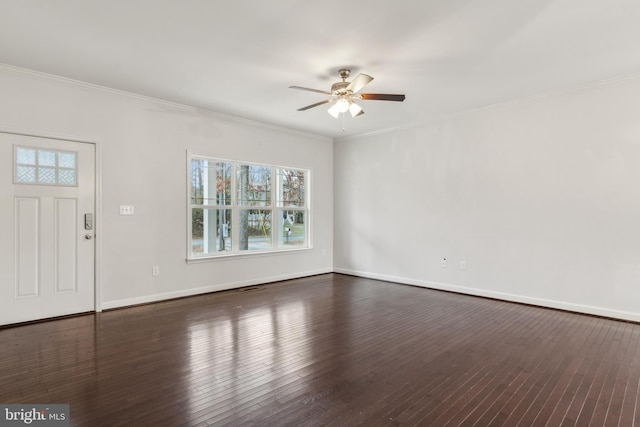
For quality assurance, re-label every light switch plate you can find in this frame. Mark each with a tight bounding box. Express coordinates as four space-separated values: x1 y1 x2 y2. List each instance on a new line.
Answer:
120 205 135 215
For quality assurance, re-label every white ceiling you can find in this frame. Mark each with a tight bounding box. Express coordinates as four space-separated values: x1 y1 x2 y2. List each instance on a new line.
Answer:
2 0 640 138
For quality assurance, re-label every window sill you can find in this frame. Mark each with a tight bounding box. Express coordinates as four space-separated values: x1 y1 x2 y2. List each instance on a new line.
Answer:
185 247 313 264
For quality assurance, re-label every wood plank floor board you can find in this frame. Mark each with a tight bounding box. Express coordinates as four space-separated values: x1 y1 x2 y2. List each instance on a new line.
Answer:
558 319 614 425
406 356 512 426
411 310 564 426
389 306 539 426
1 273 640 426
541 318 606 426
607 324 638 426
574 323 621 425
615 328 640 427
393 307 545 425
588 322 634 426
496 315 600 426
328 303 506 425
496 315 584 426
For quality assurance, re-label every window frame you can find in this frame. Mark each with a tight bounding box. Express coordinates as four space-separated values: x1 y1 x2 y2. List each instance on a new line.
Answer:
187 152 311 262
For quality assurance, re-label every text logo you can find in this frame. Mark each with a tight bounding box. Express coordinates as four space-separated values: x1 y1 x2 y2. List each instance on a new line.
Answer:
0 405 69 427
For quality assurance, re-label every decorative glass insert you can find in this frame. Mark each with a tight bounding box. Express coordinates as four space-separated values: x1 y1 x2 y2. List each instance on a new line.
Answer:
38 167 56 184
58 169 77 185
16 165 36 183
16 147 36 165
38 150 56 167
14 146 77 186
58 152 76 169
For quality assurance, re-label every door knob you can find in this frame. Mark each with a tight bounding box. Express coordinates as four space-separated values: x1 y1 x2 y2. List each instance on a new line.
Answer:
85 234 93 240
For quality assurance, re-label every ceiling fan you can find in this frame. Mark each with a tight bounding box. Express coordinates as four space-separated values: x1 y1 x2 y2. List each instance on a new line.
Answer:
290 69 405 118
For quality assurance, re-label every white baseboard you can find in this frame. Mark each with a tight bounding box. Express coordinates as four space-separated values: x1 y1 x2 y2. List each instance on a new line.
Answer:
101 268 332 310
101 266 640 323
333 268 640 323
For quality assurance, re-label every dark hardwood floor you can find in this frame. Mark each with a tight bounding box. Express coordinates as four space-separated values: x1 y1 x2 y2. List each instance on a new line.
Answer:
1 273 639 426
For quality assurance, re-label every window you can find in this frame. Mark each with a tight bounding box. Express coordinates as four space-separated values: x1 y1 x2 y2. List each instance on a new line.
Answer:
277 168 306 249
14 146 77 186
188 154 309 260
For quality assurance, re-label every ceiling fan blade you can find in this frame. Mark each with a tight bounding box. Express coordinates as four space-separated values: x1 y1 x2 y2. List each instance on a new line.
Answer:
346 73 373 94
289 86 332 95
297 99 332 111
359 93 406 102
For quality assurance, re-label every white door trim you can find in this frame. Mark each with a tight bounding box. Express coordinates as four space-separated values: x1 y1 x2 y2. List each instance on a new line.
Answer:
0 126 103 313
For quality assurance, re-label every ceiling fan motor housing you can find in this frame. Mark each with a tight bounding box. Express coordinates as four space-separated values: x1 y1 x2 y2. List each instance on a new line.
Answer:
331 81 351 96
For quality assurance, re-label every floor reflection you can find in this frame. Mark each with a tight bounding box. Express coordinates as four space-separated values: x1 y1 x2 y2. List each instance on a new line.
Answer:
186 298 311 417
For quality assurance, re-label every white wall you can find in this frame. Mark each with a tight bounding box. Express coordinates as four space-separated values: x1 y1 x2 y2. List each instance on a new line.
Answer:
334 75 640 321
0 65 333 309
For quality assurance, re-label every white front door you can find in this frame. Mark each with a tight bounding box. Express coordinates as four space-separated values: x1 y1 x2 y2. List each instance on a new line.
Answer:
0 133 95 325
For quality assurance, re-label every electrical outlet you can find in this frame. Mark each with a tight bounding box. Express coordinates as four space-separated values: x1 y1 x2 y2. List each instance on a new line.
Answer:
460 261 467 271
152 266 160 277
441 258 447 268
120 205 135 215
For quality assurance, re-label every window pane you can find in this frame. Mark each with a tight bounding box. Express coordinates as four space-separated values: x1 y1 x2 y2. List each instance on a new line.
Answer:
58 152 76 168
192 208 232 256
38 167 56 184
38 150 56 167
58 169 76 185
279 210 306 248
16 165 36 183
239 209 271 251
191 159 231 205
237 164 271 206
277 168 305 207
16 147 36 165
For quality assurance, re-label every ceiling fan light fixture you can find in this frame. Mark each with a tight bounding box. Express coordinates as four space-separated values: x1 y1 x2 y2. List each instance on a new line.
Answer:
328 98 350 118
327 102 341 118
349 102 363 117
336 98 350 113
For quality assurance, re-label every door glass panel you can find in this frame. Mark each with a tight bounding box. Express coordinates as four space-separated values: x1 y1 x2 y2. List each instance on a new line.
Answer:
58 169 76 185
38 150 56 167
38 167 56 184
15 147 77 186
58 152 76 168
16 147 36 165
16 165 36 183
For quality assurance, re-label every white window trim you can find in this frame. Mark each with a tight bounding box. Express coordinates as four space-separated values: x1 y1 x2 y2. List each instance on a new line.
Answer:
186 152 311 262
